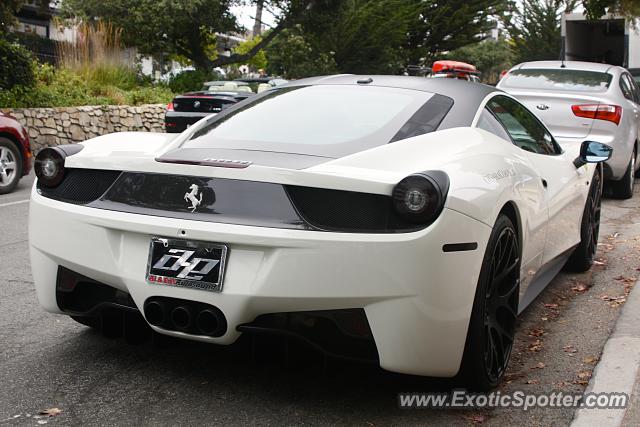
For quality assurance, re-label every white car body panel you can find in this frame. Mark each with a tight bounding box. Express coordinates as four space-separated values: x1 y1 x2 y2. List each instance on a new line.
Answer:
30 184 493 376
29 80 597 378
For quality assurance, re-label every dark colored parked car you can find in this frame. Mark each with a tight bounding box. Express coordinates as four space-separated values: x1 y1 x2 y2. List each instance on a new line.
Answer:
0 111 32 194
164 83 253 133
164 79 289 133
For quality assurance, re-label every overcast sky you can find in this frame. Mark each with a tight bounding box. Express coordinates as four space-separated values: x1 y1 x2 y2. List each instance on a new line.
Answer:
231 4 278 31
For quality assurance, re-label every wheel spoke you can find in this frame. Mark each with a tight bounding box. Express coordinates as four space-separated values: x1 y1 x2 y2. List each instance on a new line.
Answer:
3 161 16 171
492 327 506 370
492 258 519 291
0 147 7 162
485 325 494 367
0 169 8 184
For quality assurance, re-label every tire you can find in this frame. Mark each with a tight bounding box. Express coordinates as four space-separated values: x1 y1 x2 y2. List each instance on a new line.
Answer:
458 214 520 391
565 168 602 272
0 137 23 195
611 149 635 199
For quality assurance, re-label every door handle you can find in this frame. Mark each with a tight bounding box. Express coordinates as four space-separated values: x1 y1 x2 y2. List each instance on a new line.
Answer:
541 178 548 189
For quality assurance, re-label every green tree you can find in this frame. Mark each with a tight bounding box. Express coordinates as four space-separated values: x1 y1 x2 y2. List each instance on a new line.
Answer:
233 35 268 71
444 39 514 84
62 0 336 72
506 0 563 63
298 0 422 74
583 0 640 18
62 0 239 71
404 0 510 68
0 0 48 37
265 25 337 78
270 0 502 76
0 0 22 36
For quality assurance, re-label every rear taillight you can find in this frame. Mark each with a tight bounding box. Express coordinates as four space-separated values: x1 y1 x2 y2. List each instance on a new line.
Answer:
166 102 174 111
392 171 449 225
35 147 66 188
572 104 622 125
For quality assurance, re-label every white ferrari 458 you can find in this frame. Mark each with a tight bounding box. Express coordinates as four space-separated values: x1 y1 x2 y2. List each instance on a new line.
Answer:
30 75 611 390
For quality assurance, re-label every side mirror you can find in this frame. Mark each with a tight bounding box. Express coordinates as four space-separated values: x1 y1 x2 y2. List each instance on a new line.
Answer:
574 141 613 168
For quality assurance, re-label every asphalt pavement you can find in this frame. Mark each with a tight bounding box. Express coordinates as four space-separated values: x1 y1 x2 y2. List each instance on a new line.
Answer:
2 173 640 426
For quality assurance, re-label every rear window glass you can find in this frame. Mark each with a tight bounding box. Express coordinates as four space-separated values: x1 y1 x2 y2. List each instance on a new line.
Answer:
501 69 612 92
186 85 453 158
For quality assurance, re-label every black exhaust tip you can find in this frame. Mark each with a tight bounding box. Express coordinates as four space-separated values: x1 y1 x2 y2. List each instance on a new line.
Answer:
144 300 166 326
143 297 227 336
170 306 192 331
196 308 225 336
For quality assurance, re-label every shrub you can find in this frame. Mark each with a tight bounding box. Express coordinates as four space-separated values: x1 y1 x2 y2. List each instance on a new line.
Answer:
0 63 174 108
0 39 35 89
168 69 222 93
125 86 174 105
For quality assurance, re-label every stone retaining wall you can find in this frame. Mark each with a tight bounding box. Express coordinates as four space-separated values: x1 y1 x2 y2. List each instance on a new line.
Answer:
1 104 166 152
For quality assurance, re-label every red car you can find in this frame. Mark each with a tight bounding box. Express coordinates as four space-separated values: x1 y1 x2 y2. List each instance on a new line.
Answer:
0 111 32 194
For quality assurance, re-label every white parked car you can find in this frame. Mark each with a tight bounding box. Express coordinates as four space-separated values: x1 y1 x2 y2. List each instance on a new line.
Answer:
498 61 640 198
30 76 610 390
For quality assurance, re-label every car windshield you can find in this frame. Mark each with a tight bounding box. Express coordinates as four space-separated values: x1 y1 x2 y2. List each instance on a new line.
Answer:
501 69 613 92
185 85 452 158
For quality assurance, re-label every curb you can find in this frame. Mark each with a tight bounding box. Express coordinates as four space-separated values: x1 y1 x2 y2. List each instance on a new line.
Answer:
571 276 640 426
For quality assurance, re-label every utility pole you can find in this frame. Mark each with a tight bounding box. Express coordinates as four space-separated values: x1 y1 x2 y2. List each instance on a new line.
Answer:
253 0 264 37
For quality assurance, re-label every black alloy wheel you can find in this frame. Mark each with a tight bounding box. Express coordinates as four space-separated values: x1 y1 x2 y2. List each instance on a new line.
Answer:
482 225 520 384
565 168 602 272
459 214 520 390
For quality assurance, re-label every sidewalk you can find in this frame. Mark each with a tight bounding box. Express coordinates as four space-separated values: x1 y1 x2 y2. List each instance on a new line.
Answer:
571 275 640 426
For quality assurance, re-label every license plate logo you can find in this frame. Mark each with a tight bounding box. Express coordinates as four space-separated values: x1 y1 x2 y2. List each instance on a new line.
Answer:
146 237 227 292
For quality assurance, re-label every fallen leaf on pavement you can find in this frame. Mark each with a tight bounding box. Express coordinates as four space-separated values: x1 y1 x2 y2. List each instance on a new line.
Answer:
577 371 592 379
571 283 589 293
563 345 578 354
582 356 598 364
529 340 543 352
531 362 545 369
544 303 559 309
525 379 539 384
601 294 626 306
528 328 545 337
38 408 61 417
463 414 486 424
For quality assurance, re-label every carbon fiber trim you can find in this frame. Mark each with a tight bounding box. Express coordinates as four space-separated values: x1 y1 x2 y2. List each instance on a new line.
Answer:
37 168 122 205
41 171 425 233
92 172 311 230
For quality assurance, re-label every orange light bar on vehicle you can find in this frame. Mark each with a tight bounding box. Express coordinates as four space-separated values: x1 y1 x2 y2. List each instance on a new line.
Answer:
432 60 478 75
571 104 622 125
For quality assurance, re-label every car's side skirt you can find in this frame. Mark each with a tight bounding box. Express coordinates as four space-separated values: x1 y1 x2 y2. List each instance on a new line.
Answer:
518 247 575 313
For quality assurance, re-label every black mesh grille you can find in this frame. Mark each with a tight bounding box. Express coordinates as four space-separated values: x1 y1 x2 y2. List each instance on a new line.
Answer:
38 168 122 204
285 186 416 232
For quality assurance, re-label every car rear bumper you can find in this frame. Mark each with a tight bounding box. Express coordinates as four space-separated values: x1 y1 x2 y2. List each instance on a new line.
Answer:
29 186 492 377
164 111 213 133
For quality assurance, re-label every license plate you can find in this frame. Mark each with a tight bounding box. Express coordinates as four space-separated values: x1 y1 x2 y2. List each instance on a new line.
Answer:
146 237 227 292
